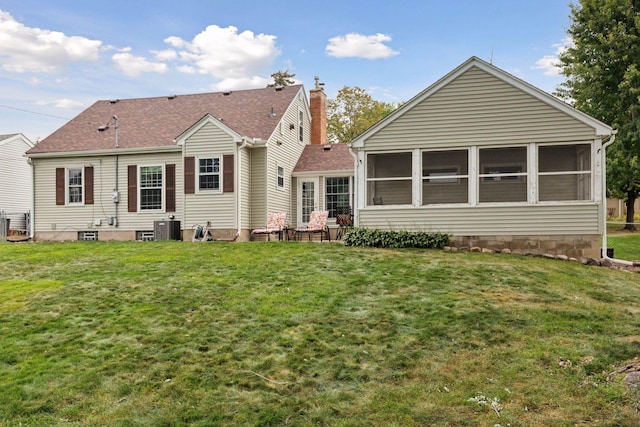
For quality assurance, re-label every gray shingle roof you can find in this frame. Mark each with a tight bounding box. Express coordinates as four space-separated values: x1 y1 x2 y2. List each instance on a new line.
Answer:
293 143 354 174
27 85 303 154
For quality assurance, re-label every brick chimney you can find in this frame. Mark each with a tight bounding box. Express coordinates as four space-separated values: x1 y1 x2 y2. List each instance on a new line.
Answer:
309 76 327 145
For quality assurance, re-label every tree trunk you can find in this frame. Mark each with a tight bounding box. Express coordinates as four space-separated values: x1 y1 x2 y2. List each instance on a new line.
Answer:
624 193 637 231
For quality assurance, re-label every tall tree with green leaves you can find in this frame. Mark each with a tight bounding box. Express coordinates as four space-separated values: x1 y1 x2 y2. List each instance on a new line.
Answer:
267 70 296 87
557 0 640 229
327 86 398 143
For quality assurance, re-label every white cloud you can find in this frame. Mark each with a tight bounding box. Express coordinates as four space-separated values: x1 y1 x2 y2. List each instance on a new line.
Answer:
211 76 271 92
112 50 169 77
36 98 83 109
326 33 399 59
0 9 102 73
166 25 280 81
152 48 177 61
534 37 574 76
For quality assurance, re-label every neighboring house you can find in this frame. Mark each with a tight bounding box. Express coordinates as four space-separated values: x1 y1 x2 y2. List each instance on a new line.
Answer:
350 57 614 258
25 85 315 241
0 133 34 235
606 198 640 219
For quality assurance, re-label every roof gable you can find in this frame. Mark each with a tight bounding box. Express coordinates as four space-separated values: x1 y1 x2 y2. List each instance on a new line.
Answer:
27 85 303 155
0 133 34 148
351 57 612 148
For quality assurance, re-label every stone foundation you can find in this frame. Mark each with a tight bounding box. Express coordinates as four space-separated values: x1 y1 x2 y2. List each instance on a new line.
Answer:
449 234 601 258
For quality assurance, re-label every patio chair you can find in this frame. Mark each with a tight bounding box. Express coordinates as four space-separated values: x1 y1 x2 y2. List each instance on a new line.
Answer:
294 210 330 242
251 212 288 241
335 206 353 240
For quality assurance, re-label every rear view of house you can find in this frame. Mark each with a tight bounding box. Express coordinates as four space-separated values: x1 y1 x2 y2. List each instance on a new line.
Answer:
350 57 614 258
0 133 34 238
26 86 314 241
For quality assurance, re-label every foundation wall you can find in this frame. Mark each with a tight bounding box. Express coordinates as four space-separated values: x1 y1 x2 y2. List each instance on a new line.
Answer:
449 234 601 258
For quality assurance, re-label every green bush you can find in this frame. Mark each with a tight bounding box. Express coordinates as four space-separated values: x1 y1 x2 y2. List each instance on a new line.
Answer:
343 228 449 249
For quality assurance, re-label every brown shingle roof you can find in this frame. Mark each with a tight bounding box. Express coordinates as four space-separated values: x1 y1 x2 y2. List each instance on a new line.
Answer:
27 85 303 154
292 143 354 174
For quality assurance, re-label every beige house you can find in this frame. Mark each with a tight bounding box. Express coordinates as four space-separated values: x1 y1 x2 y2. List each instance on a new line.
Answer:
350 57 614 258
26 85 317 241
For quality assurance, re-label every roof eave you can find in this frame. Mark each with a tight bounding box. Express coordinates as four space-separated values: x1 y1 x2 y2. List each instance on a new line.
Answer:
26 145 181 159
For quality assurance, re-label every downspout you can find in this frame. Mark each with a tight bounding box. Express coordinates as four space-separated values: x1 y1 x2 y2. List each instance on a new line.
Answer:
113 116 119 227
600 130 633 266
236 137 256 238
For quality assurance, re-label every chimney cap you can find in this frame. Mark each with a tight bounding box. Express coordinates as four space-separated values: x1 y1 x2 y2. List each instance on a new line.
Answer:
314 76 325 91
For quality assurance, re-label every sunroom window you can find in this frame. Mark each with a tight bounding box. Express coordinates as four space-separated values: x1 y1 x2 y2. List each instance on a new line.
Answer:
479 147 527 203
422 150 469 204
538 144 591 201
366 152 412 206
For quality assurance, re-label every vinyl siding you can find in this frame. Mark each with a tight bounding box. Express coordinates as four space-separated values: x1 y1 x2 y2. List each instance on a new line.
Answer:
264 90 309 225
239 147 251 230
365 67 597 150
33 151 182 235
0 136 32 213
183 122 236 229
358 204 602 236
250 148 267 228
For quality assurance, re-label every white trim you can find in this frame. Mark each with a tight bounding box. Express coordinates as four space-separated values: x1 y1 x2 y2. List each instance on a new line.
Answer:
297 177 319 225
196 155 222 194
174 114 243 145
66 166 84 206
276 163 285 191
351 57 612 148
138 164 165 212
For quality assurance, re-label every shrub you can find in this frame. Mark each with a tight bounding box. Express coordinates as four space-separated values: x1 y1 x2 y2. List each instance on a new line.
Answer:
343 228 449 249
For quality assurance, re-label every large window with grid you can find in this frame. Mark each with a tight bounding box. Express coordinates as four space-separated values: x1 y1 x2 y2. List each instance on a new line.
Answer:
67 167 83 204
326 177 350 218
139 165 163 210
538 144 591 201
199 157 221 191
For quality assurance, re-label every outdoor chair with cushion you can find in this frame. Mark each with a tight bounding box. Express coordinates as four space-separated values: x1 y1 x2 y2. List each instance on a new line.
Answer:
251 212 288 241
294 210 330 241
335 206 353 240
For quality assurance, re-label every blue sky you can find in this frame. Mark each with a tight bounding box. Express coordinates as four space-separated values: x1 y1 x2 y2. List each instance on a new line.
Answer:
0 0 573 142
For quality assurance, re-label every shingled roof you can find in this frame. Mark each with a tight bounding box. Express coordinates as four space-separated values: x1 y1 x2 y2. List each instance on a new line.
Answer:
292 143 354 174
27 85 303 155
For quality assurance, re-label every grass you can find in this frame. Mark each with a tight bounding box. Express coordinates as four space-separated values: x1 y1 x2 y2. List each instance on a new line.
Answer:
607 221 640 261
1 241 640 426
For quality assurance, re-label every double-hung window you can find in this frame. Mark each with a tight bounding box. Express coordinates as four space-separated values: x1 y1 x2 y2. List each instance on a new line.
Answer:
326 177 350 218
366 152 412 206
538 144 591 201
68 167 83 204
479 147 528 203
199 157 221 191
139 165 163 210
277 165 285 190
422 150 469 204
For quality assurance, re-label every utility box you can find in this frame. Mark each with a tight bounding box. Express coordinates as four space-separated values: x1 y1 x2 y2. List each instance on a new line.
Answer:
153 220 181 241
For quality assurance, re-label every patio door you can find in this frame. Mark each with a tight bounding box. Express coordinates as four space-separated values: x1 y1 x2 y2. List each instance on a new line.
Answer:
298 178 319 225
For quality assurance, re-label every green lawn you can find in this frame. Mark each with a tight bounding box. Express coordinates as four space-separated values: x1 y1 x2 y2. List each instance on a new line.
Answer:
1 241 640 426
607 226 640 261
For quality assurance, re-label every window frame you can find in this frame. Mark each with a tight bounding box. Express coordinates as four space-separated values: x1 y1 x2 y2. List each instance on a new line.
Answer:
138 164 165 212
276 164 285 190
197 155 222 193
325 176 352 219
477 146 529 204
298 109 304 142
421 148 470 206
365 151 414 207
537 142 593 203
67 167 84 206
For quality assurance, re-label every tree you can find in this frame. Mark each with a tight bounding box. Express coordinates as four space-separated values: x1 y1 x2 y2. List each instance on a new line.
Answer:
267 70 296 87
327 86 398 143
557 0 640 230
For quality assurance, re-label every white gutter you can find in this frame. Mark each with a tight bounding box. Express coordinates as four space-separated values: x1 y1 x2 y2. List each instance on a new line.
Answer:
600 130 633 266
